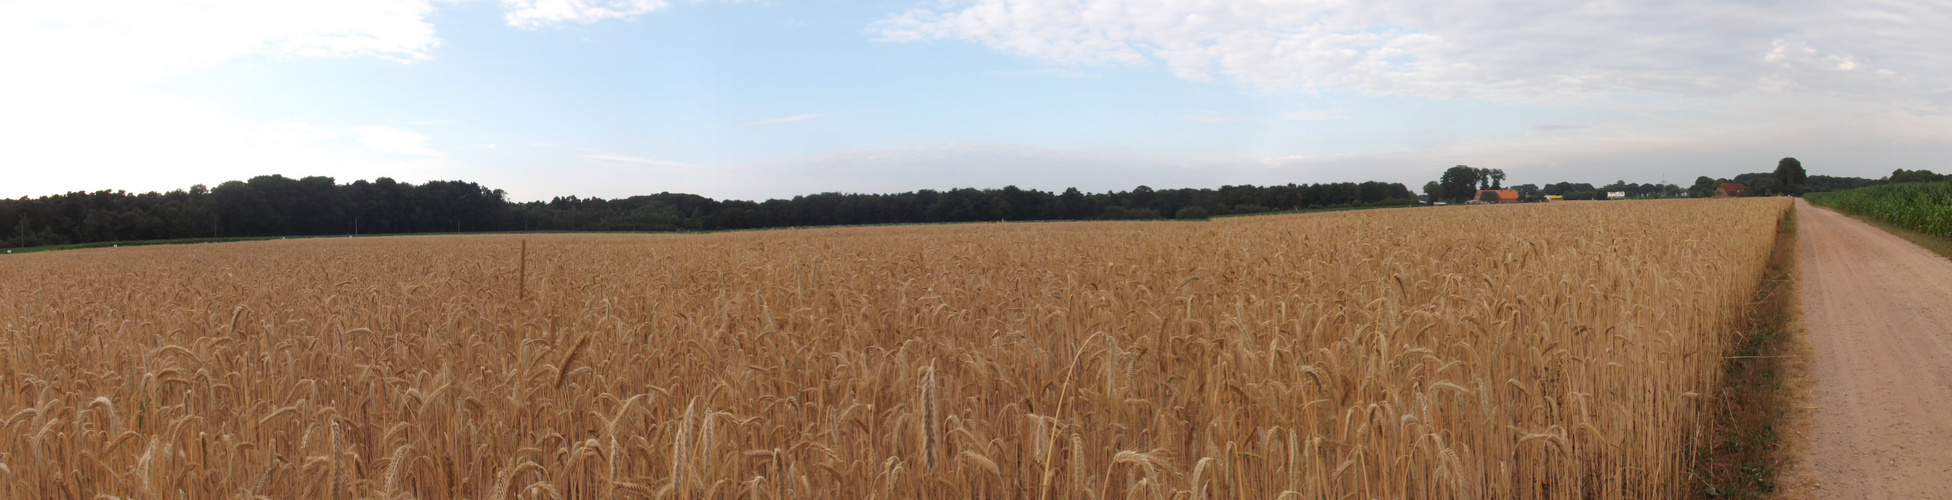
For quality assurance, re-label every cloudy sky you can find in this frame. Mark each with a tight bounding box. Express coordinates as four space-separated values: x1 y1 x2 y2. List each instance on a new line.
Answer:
4 0 1949 201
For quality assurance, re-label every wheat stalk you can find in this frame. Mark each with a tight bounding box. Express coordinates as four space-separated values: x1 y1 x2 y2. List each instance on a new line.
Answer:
0 199 1791 498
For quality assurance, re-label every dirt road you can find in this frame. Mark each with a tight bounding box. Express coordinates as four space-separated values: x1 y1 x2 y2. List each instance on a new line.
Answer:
1794 198 1952 498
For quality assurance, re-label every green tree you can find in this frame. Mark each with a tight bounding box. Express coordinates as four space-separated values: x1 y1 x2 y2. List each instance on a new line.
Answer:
1775 157 1808 194
1688 176 1719 198
1056 187 1088 218
1439 165 1480 204
1891 169 1946 183
1422 181 1444 204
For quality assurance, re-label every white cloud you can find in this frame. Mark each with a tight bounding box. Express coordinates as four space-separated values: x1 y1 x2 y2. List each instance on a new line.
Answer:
502 0 670 28
875 0 1952 104
0 0 713 198
0 1 450 197
1 104 451 197
748 113 826 125
0 1 439 89
868 0 1952 192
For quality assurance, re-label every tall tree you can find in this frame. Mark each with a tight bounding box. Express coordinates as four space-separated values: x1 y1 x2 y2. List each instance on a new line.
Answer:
1440 166 1481 204
1775 157 1807 194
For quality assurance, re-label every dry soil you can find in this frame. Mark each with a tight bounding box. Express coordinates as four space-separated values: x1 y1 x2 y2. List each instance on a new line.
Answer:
1793 198 1952 498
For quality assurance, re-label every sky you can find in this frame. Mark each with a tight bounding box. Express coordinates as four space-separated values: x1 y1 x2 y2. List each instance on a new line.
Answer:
3 0 1950 202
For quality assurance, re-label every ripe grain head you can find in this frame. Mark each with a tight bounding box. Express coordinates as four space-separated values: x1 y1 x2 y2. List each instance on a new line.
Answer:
0 198 1790 498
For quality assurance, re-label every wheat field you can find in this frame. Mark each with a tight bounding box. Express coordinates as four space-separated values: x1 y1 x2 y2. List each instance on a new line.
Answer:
0 198 1790 498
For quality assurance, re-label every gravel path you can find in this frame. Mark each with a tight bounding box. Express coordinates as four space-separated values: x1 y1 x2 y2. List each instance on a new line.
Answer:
1794 198 1952 499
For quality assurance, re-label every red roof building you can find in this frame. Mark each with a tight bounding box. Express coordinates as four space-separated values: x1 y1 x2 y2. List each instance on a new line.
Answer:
1715 183 1747 197
1473 189 1520 204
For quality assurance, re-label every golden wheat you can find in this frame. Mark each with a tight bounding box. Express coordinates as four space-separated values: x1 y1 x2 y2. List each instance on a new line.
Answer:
0 198 1789 498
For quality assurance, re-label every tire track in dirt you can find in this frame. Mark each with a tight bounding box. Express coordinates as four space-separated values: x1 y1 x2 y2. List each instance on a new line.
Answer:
1794 198 1952 499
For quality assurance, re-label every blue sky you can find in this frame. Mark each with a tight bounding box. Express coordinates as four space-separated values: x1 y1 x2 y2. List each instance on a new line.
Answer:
5 0 1949 201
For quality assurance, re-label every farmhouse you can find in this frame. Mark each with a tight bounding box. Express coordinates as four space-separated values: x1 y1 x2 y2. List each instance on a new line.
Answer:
1715 183 1747 197
1473 189 1520 204
1607 191 1627 199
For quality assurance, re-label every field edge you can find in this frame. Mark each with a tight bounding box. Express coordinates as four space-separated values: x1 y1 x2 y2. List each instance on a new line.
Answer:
1694 201 1809 499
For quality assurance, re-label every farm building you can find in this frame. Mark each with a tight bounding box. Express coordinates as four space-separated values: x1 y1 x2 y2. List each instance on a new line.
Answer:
1607 191 1627 199
1473 189 1520 204
1715 183 1747 197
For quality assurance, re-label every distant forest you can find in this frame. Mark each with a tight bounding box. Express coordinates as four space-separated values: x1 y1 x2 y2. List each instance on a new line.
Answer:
2 176 1419 247
1422 159 1908 203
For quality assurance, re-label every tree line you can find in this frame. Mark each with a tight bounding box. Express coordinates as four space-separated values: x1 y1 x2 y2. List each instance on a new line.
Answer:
1420 165 1690 203
1424 158 1930 204
1681 160 1938 198
2 175 1416 248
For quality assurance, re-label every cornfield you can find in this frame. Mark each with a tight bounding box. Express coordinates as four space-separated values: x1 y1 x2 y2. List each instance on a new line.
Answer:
0 198 1789 498
1807 180 1952 237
